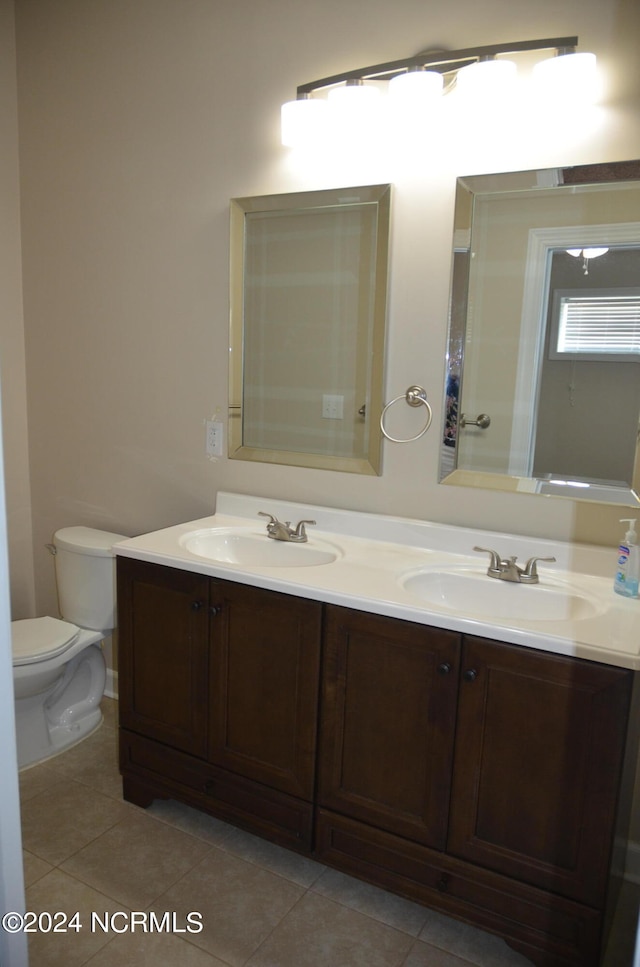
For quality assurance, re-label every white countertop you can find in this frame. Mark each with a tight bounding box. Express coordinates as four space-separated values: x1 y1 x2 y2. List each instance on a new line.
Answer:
114 492 640 670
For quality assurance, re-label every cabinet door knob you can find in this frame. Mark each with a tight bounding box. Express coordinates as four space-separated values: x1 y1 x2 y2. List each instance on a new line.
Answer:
437 662 452 676
209 605 222 617
463 668 478 682
191 600 203 612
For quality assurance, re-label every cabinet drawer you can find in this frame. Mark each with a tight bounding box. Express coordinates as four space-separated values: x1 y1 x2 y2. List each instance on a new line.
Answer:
316 809 602 967
120 730 314 852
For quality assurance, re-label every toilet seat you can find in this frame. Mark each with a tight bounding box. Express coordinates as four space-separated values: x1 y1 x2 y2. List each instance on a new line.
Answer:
12 617 81 666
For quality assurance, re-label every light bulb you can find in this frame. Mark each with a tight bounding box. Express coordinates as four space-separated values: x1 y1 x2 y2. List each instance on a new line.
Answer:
388 69 443 106
566 247 609 259
326 82 381 142
281 97 328 148
455 58 517 97
533 51 599 103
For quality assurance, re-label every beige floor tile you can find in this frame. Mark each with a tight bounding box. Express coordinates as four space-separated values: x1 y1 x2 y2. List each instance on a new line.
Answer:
23 849 53 887
147 798 324 883
146 799 325 887
20 779 131 865
19 760 64 801
60 810 213 909
401 939 485 967
312 867 429 936
151 847 305 966
26 868 128 967
100 697 118 732
146 798 243 849
84 931 230 966
245 891 414 967
418 910 533 966
222 822 325 887
46 723 123 800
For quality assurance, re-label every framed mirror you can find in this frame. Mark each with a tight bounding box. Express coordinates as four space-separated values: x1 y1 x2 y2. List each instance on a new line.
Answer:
441 160 640 506
229 184 391 474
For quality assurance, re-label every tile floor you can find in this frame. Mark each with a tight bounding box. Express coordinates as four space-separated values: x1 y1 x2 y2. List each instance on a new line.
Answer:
18 698 635 966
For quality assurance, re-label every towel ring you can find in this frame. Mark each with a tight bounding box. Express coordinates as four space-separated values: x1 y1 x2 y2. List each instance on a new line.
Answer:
380 385 433 443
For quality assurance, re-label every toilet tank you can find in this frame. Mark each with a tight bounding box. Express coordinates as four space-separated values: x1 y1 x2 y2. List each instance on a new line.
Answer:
53 527 127 631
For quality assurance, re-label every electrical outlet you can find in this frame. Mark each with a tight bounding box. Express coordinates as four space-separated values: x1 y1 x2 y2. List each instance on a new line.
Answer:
205 420 223 456
322 394 344 420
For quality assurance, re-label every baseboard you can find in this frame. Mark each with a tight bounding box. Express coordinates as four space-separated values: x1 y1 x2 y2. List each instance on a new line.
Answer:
104 668 118 701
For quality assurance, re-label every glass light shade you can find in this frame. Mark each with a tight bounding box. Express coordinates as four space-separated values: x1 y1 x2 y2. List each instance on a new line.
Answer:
326 83 381 141
567 247 609 259
281 97 328 148
532 51 599 102
388 69 443 104
455 58 517 95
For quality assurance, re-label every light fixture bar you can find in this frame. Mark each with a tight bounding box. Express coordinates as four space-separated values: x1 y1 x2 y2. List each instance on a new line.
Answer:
295 36 579 96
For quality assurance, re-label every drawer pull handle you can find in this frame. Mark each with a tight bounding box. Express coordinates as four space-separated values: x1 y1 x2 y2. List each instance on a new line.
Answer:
203 780 217 795
463 668 478 682
437 662 452 676
436 874 449 892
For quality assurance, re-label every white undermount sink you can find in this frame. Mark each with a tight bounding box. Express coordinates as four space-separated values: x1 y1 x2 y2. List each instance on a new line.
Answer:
180 528 340 567
400 565 599 622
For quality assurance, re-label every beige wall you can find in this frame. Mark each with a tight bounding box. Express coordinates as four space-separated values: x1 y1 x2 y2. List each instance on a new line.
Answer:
0 0 33 617
4 0 640 621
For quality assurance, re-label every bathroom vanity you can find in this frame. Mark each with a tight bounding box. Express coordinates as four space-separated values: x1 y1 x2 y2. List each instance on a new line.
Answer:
115 493 640 967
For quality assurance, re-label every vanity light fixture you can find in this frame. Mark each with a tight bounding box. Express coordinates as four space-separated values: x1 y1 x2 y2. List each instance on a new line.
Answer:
281 36 598 147
532 48 599 102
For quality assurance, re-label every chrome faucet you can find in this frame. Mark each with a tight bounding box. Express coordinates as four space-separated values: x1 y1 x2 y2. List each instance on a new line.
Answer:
473 546 556 584
258 512 316 543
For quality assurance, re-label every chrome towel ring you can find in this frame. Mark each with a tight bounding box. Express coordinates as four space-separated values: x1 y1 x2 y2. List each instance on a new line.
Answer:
380 385 433 443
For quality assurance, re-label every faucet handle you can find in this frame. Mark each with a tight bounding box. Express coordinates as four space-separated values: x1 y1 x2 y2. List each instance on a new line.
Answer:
258 511 283 537
521 555 556 583
293 519 316 540
473 546 502 574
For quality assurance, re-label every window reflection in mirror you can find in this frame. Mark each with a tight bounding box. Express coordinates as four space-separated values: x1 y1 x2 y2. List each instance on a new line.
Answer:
229 185 391 475
441 161 640 507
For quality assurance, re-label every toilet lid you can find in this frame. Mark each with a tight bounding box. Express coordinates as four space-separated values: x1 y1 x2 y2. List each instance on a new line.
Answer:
12 617 81 666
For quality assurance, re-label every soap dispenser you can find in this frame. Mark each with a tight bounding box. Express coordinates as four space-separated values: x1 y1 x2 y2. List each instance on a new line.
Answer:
614 519 639 598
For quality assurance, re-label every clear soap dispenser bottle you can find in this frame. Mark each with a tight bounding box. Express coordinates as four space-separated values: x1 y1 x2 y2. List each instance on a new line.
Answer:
614 519 640 598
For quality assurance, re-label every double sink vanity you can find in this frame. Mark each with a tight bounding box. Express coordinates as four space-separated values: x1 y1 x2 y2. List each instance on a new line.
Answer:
114 492 640 967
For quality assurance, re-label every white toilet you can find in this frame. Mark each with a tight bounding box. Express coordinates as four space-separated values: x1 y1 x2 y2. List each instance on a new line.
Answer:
12 526 126 769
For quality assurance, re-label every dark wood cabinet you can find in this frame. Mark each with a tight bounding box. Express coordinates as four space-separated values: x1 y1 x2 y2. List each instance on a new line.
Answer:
315 606 637 967
318 606 460 848
117 557 210 757
117 557 638 967
208 579 322 800
117 558 322 850
448 635 632 907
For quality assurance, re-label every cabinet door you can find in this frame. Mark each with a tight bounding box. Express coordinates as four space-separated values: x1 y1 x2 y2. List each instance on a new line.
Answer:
117 558 210 757
318 606 460 849
448 635 633 905
208 580 322 801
